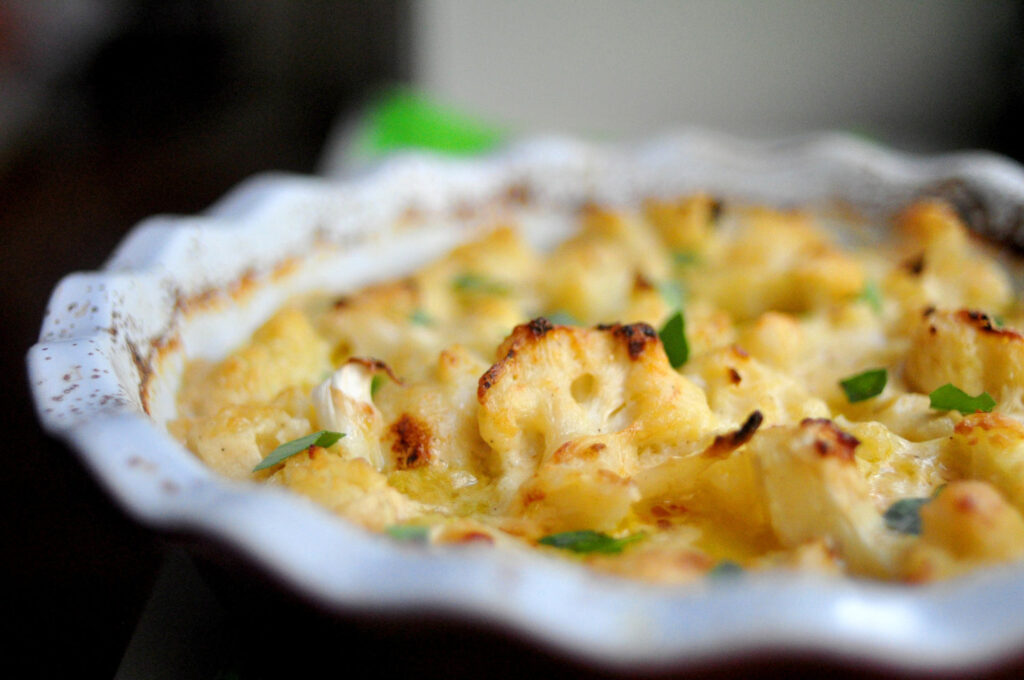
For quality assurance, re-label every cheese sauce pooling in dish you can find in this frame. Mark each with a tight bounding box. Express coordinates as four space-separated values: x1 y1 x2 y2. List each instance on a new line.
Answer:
171 196 1024 583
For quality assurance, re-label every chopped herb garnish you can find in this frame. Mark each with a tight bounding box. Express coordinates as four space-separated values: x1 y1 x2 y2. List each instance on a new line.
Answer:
659 310 689 368
993 315 1005 328
858 280 883 315
253 430 344 471
409 308 433 326
538 530 644 554
386 525 430 542
928 383 996 415
672 250 701 266
883 497 929 535
546 310 580 326
708 560 744 578
655 280 686 311
452 273 509 295
839 368 887 403
370 374 385 396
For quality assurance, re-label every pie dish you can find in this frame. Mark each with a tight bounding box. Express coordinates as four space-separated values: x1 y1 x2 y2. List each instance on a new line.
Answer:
27 131 1024 672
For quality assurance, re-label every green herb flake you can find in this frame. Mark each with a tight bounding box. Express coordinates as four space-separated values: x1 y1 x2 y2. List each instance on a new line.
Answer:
253 430 345 471
672 250 701 267
538 530 644 555
883 497 929 535
858 280 883 315
409 308 433 326
839 368 887 403
546 310 580 326
928 383 996 415
386 525 430 542
370 374 385 397
452 273 509 295
708 560 744 578
655 280 686 311
659 310 689 369
993 315 1005 328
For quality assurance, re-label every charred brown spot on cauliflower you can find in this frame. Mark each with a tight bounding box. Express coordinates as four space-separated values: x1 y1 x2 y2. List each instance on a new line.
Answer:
389 414 433 470
799 418 860 462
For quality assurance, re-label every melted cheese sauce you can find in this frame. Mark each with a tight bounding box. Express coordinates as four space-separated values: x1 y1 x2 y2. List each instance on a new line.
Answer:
172 196 1024 583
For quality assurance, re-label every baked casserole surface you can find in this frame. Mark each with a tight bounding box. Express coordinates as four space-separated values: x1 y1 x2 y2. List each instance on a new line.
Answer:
171 196 1024 583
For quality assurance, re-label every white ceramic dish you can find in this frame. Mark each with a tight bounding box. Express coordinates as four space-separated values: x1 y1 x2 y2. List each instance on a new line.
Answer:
27 131 1024 673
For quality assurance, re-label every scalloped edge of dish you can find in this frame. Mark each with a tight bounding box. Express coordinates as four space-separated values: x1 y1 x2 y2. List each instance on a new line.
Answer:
27 130 1024 673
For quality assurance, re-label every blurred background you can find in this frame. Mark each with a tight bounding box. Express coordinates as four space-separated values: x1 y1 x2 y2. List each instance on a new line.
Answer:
5 1 1024 677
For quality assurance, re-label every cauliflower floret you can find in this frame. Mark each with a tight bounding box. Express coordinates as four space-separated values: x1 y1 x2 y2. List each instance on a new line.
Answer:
317 278 444 380
415 227 540 352
541 206 671 324
904 309 1024 407
477 318 716 514
686 345 829 429
903 480 1024 581
884 201 1012 329
834 417 946 510
270 451 424 530
312 360 387 469
749 418 902 578
376 345 491 475
634 411 772 541
946 412 1024 515
179 307 330 418
689 207 865 320
175 404 311 480
643 194 719 252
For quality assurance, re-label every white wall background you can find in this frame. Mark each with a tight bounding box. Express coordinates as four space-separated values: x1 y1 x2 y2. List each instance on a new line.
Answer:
413 0 1019 149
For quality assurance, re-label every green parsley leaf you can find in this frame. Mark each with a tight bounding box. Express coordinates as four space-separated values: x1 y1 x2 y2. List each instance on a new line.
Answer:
370 374 385 397
929 383 996 415
253 430 345 471
858 280 883 315
546 310 580 326
993 315 1005 328
659 310 689 368
538 530 644 554
708 560 744 578
386 525 430 542
452 273 509 295
883 497 929 535
409 308 433 326
839 368 887 403
655 280 686 311
672 250 701 266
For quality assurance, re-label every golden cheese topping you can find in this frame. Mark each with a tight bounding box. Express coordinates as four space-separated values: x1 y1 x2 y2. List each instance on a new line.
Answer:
171 196 1024 583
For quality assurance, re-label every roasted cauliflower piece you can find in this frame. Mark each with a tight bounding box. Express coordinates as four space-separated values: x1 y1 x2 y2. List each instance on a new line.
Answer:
903 480 1024 581
687 345 829 428
477 318 716 511
271 450 424 531
175 403 311 480
749 418 901 577
690 207 865 320
946 412 1024 515
179 307 330 418
644 193 719 252
904 308 1024 405
885 201 1012 326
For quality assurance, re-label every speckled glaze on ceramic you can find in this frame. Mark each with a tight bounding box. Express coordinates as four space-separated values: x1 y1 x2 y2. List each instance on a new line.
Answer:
27 132 1024 673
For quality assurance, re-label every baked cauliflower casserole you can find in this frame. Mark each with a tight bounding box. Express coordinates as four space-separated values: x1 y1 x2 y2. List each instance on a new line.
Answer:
171 195 1024 583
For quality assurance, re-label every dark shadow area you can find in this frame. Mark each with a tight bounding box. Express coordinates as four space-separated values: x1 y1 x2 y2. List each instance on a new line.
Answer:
3 3 407 676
